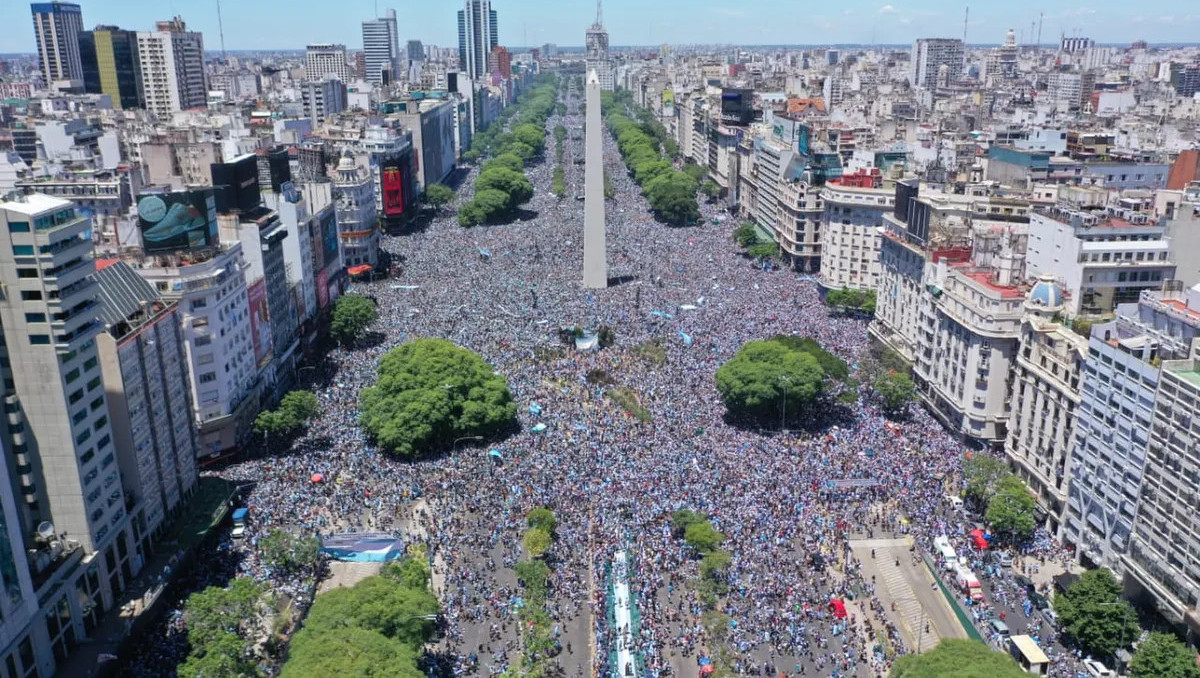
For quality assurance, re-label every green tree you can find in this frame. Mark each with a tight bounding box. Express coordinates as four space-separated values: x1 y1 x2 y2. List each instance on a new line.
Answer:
526 507 557 534
715 339 827 424
1130 632 1200 678
177 630 259 678
733 223 761 248
469 188 512 223
476 167 534 210
331 294 378 346
986 475 1037 541
280 627 423 678
523 527 552 558
303 575 440 647
699 550 732 582
700 179 722 201
279 390 319 424
485 152 525 173
423 183 455 211
1054 568 1136 659
874 369 915 417
501 140 536 161
892 639 1030 678
682 162 708 183
670 509 706 537
462 149 481 163
514 559 552 602
633 158 673 185
644 171 700 225
963 454 1010 505
512 123 547 155
358 338 517 458
746 241 778 259
381 557 431 591
769 335 849 380
551 166 566 198
259 529 323 575
184 578 264 650
683 520 725 554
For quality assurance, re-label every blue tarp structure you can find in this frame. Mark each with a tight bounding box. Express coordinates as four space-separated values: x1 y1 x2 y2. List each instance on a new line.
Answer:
529 402 543 415
488 449 503 460
531 423 547 433
650 310 674 319
320 533 405 563
679 330 693 346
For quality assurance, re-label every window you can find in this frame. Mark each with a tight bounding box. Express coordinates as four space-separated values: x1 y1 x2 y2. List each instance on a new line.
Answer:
29 335 50 345
86 377 101 392
20 290 42 301
9 221 30 233
198 372 216 384
11 245 33 256
195 335 212 347
16 269 38 279
24 313 45 323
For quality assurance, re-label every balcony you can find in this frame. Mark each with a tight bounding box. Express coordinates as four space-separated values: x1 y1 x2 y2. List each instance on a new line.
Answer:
43 257 93 292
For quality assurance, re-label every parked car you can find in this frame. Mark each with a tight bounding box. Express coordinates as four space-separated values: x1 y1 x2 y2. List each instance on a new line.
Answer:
993 551 1013 567
1082 658 1114 678
1041 608 1058 628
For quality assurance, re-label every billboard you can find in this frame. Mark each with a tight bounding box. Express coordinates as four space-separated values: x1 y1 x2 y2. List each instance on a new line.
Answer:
719 88 754 125
247 279 272 366
319 208 340 272
211 155 261 213
661 89 675 117
382 163 405 217
317 269 329 309
136 189 217 254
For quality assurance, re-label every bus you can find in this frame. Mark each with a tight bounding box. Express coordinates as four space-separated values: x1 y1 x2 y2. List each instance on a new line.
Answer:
1007 634 1049 675
933 535 958 571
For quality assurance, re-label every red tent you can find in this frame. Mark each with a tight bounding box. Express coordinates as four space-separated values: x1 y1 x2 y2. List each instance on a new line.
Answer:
829 598 847 619
970 528 989 550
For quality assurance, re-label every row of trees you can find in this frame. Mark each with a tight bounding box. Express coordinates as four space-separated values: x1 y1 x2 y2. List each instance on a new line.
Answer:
671 510 737 678
459 78 558 227
177 578 265 677
279 556 440 678
962 455 1037 541
732 222 780 260
601 90 700 226
714 335 849 427
359 338 517 458
824 286 876 315
511 508 560 678
551 123 567 198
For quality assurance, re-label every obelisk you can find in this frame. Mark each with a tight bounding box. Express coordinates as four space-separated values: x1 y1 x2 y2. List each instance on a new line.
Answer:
582 68 608 289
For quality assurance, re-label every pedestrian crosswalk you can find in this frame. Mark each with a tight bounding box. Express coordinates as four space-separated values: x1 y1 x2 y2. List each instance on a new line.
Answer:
875 557 941 652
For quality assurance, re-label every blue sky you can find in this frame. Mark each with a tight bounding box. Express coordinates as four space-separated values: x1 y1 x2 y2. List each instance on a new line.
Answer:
3 0 1200 54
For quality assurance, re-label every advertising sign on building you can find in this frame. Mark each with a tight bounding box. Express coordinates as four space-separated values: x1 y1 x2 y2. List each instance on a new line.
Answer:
247 279 272 366
661 89 675 117
136 189 218 254
317 269 329 309
382 163 405 217
320 209 340 272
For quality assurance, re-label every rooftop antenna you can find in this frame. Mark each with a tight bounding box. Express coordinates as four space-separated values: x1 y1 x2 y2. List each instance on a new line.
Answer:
596 0 603 27
215 0 227 59
1036 12 1043 50
962 6 969 46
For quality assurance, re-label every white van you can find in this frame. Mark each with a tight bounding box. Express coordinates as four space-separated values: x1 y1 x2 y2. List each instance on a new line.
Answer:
945 494 965 511
933 535 959 571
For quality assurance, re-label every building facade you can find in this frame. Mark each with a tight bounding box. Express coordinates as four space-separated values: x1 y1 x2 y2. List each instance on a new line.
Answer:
332 153 380 268
361 10 399 86
78 26 143 110
136 18 207 117
911 38 964 89
31 1 84 87
304 43 353 83
819 174 892 292
457 0 498 81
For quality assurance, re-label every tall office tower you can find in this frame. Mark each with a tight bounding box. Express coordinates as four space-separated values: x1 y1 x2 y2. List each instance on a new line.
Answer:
30 1 84 87
361 9 400 86
584 0 614 91
94 260 198 546
137 17 207 118
0 193 138 628
79 26 144 109
910 38 964 88
457 0 498 81
407 40 425 62
305 43 353 82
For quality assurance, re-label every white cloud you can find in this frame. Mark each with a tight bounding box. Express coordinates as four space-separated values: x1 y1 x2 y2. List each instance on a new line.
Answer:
878 4 900 14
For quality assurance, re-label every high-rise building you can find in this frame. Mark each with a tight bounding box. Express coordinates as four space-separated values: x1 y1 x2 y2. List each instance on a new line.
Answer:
93 260 198 545
407 40 425 62
332 151 380 268
79 26 143 110
457 0 498 81
136 17 207 117
1060 36 1094 53
361 9 399 86
0 192 138 638
305 43 353 83
301 78 348 122
584 0 614 91
488 45 511 79
30 1 84 87
910 38 964 88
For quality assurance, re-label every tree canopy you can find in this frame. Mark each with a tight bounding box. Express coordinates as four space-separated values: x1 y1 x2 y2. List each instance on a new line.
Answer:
892 639 1031 678
280 627 423 678
359 338 517 458
484 152 525 173
1130 632 1200 678
1054 568 1136 659
874 369 916 418
254 390 320 439
179 578 264 677
259 528 323 577
825 287 876 315
423 183 455 210
527 507 557 534
603 99 700 226
684 520 725 554
302 575 439 647
715 337 836 425
523 527 552 558
963 454 1010 505
331 294 378 346
986 475 1037 541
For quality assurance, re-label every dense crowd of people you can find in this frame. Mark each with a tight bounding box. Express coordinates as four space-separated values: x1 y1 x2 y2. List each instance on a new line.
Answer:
125 85 1084 678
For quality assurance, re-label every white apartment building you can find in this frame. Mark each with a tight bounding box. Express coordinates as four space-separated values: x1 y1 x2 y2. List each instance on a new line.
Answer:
333 152 380 268
914 228 1026 444
1046 70 1096 111
1127 353 1200 633
1026 207 1175 317
301 78 348 123
819 179 892 291
911 38 964 89
138 243 258 457
456 1 497 81
305 43 353 82
136 18 207 118
0 192 137 649
262 186 318 328
753 135 791 237
1004 276 1087 537
94 261 198 546
1065 288 1200 571
777 180 824 273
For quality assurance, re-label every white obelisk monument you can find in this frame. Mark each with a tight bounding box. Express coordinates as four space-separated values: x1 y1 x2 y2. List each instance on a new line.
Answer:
583 69 608 289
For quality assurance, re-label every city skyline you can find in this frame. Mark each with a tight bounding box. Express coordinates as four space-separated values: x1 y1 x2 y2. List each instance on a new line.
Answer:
4 0 1200 55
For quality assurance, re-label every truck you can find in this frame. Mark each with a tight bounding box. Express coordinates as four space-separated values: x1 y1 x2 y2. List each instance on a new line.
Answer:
955 566 984 601
934 535 959 571
231 508 249 539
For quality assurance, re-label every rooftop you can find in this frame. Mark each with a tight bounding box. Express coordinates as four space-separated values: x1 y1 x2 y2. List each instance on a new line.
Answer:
0 192 73 216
